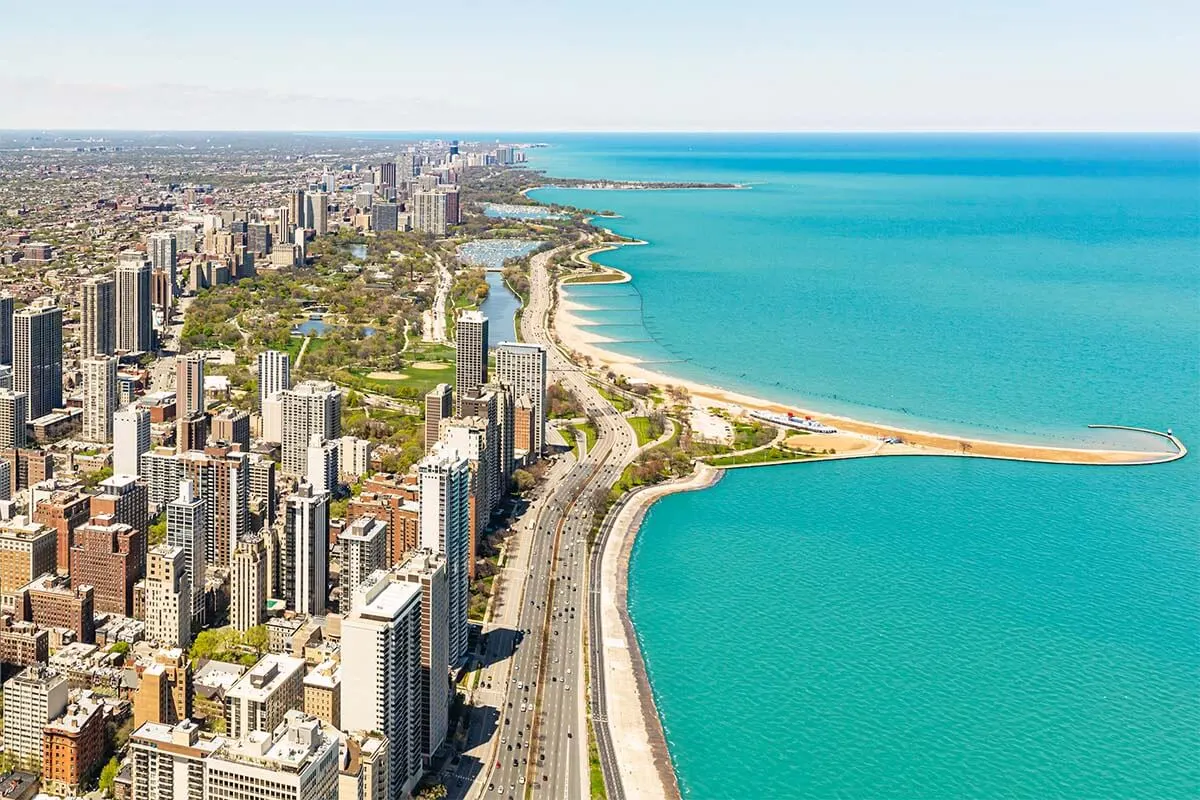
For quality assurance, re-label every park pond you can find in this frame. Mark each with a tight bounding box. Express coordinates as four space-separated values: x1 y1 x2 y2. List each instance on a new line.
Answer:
293 316 376 337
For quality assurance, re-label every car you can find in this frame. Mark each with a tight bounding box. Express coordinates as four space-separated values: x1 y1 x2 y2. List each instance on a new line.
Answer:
567 731 573 738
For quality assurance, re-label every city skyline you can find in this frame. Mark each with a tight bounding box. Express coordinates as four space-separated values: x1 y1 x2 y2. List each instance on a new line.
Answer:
0 1 1196 132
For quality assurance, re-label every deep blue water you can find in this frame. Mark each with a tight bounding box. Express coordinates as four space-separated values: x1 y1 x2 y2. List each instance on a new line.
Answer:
524 135 1200 799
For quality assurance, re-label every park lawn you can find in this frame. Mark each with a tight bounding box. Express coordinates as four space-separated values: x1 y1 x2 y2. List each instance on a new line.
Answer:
705 447 813 467
563 271 622 284
596 385 632 413
627 416 660 447
336 361 456 399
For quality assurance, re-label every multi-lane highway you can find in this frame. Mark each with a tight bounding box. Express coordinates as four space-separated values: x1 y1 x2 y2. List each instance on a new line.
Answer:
469 246 639 800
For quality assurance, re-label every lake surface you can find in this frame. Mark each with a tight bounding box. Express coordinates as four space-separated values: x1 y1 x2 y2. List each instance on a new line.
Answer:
528 134 1200 798
479 272 520 345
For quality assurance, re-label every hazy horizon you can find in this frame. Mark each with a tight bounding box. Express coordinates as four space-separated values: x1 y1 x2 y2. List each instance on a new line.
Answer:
2 0 1196 132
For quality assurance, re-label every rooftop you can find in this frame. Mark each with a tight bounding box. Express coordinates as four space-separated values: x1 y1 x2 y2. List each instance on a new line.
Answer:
227 653 304 702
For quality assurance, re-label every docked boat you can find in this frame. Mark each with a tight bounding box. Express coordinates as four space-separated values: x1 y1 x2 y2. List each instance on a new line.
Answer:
750 409 838 434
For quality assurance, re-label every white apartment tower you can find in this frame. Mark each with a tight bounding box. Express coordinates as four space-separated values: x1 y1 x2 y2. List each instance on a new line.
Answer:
176 353 206 417
280 381 342 477
256 349 291 407
81 275 116 358
339 515 387 613
454 310 488 402
341 572 424 799
283 482 328 616
167 479 206 627
206 712 339 800
306 434 339 495
113 405 151 475
82 356 118 443
418 444 471 664
2 667 69 770
13 298 63 419
0 389 27 450
116 259 153 353
145 543 191 647
224 654 306 739
494 342 548 455
149 231 178 296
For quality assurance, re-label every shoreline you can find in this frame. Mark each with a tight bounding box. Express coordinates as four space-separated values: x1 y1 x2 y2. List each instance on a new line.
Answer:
595 464 722 800
555 296 1185 466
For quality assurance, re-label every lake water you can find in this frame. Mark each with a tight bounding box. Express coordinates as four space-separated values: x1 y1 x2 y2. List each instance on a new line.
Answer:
528 134 1200 798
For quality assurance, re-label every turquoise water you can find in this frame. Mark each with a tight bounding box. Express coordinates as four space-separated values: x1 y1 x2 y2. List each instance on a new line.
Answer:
527 136 1200 798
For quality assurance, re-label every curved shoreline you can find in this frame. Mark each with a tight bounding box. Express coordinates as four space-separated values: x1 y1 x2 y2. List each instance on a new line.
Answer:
593 464 722 800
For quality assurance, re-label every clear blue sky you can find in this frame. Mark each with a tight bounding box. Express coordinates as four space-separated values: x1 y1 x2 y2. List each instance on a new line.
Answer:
1 0 1196 131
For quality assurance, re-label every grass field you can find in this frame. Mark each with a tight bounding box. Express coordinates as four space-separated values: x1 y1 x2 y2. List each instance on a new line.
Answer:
627 416 661 447
596 385 633 413
705 447 813 467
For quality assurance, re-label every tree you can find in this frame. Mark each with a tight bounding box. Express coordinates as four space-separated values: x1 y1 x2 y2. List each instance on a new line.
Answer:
98 756 120 797
416 786 447 800
513 469 536 493
243 624 269 654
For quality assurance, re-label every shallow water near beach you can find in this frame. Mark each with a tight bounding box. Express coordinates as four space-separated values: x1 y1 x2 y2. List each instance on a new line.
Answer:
528 135 1200 798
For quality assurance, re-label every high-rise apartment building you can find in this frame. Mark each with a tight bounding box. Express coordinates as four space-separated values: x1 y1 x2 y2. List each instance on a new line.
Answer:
129 719 223 800
412 190 451 235
247 222 271 255
166 480 206 627
91 473 149 557
459 387 502 517
289 189 306 235
348 473 420 566
423 383 452 453
82 356 117 443
176 353 206 417
13 299 63 419
32 489 90 574
371 202 398 232
280 381 341 477
418 445 471 664
81 275 115 359
230 534 266 632
224 654 305 739
283 482 328 616
393 550 449 764
455 311 488 402
2 666 68 770
145 544 191 647
0 389 27 450
305 191 329 235
133 648 192 727
177 446 249 569
116 260 153 354
70 516 142 617
114 406 151 476
483 381 515 496
149 232 178 298
0 517 57 609
438 419 488 579
0 293 12 365
338 436 372 478
341 572 424 799
210 407 250 451
256 350 290 408
494 342 547 456
206 712 340 800
339 515 386 613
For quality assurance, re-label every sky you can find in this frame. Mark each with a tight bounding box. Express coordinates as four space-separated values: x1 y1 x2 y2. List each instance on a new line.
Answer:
1 0 1197 132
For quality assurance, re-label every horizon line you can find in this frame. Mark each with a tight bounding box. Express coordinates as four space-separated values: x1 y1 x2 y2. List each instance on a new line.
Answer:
0 128 1196 136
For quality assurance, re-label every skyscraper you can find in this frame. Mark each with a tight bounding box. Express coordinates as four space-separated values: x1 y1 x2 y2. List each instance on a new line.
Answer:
256 350 291 407
148 232 178 298
231 534 266 632
459 387 501 517
116 260 153 353
289 189 306 235
371 202 399 232
13 298 63 419
305 434 338 495
378 161 397 189
341 571 424 799
82 356 117 443
280 381 341 477
0 389 27 450
0 293 12 365
175 353 205 418
2 667 68 770
338 515 387 613
455 310 488 403
412 190 450 236
305 191 329 235
81 275 115 359
494 342 548 456
283 482 328 616
145 544 190 647
113 406 150 475
418 444 471 664
166 479 206 627
423 383 452 453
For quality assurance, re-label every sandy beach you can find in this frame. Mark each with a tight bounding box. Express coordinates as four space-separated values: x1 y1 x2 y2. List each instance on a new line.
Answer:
555 296 1185 466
